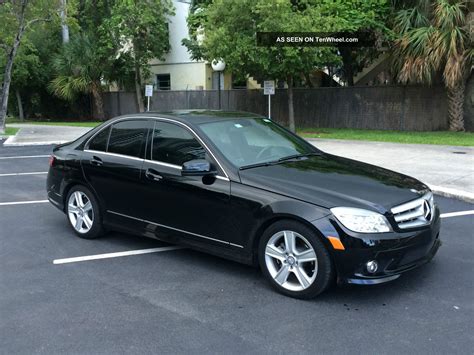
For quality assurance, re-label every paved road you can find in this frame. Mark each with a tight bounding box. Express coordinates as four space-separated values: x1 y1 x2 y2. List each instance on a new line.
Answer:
310 139 474 202
0 143 473 354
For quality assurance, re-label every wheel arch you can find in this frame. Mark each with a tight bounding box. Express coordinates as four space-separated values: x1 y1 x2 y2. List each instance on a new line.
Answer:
250 213 335 267
62 180 101 214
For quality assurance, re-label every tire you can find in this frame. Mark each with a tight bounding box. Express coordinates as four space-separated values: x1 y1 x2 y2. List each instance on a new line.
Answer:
65 185 104 239
258 219 334 299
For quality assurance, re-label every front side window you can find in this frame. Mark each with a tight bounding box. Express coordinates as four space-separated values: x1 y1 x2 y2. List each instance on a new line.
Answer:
88 126 111 152
108 120 148 158
152 122 205 165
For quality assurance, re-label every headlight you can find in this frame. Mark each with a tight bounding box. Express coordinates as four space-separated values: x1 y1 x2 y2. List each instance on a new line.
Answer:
331 207 392 233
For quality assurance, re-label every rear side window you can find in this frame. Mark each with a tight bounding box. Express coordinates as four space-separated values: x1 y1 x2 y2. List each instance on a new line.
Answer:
88 126 111 152
152 121 205 165
108 120 148 158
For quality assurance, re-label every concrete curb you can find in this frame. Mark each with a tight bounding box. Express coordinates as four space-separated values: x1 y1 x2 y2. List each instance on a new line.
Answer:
306 137 473 150
3 137 68 146
429 185 474 204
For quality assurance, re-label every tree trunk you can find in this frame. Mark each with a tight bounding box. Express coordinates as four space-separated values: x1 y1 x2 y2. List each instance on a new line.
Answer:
91 82 105 120
447 83 465 131
15 89 24 121
0 1 28 134
340 47 354 86
287 75 295 132
464 73 473 131
304 73 314 88
60 0 70 44
134 62 145 113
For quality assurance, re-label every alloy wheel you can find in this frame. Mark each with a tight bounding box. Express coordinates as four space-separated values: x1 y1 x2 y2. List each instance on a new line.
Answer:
264 230 318 291
68 191 94 234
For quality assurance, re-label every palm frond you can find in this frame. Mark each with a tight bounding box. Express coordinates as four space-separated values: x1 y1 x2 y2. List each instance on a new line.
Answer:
393 0 470 88
433 0 466 30
444 52 469 89
50 33 104 100
393 7 430 34
50 76 90 101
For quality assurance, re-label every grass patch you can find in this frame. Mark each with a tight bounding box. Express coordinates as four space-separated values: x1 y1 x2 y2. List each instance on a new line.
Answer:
7 118 101 128
3 127 20 136
298 128 474 146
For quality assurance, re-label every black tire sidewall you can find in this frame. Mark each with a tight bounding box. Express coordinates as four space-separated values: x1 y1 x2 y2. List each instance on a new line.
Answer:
258 219 334 299
66 185 103 239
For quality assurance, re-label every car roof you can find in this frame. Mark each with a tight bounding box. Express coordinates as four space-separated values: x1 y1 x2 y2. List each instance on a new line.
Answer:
116 110 264 125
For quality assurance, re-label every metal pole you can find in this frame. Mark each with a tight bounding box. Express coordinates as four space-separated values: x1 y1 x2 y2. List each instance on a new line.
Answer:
218 71 222 110
147 96 150 112
268 94 271 118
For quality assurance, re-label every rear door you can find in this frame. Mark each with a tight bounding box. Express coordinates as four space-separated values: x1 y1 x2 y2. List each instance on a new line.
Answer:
82 119 150 230
139 120 238 248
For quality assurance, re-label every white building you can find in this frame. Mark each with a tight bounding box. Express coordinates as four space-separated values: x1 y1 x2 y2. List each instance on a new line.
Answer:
149 0 232 91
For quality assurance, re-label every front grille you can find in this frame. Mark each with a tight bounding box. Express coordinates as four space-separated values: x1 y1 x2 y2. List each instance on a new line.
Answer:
391 193 434 229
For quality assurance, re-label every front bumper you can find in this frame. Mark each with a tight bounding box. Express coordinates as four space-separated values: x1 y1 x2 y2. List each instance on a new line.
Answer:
345 237 441 285
312 207 441 285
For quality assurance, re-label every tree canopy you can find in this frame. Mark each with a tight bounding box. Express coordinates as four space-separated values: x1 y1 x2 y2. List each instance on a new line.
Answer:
188 0 390 131
101 0 174 111
0 0 60 132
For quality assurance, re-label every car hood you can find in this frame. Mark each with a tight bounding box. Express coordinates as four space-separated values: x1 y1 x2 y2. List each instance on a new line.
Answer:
238 153 428 213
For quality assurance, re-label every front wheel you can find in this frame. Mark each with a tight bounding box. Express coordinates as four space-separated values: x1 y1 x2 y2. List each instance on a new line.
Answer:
258 220 334 299
66 185 104 239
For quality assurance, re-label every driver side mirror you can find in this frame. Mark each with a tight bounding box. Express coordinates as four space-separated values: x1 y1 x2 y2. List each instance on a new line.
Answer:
181 159 217 177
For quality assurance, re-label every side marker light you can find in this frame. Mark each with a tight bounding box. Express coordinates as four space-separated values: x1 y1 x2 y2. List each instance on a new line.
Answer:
327 236 345 250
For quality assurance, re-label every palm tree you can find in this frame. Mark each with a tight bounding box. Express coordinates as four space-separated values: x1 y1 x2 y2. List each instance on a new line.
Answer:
50 33 105 120
393 0 472 131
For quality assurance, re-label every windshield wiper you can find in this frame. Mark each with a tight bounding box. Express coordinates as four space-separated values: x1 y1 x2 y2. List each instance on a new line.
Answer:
239 160 279 170
277 152 321 162
239 152 321 171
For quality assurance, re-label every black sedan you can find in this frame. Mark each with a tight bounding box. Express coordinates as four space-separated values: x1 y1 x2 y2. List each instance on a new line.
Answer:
47 110 441 299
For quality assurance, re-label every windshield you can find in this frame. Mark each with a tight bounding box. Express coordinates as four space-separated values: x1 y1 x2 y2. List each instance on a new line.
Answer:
198 118 316 168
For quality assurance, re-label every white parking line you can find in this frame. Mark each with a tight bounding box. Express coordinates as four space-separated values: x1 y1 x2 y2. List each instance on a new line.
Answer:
53 246 184 264
0 200 49 206
440 210 474 219
0 155 49 160
0 171 47 177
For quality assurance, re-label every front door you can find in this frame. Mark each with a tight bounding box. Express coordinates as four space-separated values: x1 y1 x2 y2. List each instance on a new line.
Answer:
139 120 237 248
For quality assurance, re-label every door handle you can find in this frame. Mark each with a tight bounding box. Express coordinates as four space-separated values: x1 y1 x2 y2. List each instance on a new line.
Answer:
91 156 103 166
145 168 163 181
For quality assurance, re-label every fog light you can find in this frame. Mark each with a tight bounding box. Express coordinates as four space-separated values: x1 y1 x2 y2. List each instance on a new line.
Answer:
366 260 378 274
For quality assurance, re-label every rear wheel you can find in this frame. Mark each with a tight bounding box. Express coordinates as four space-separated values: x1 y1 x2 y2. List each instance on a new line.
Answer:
66 186 104 239
258 220 334 299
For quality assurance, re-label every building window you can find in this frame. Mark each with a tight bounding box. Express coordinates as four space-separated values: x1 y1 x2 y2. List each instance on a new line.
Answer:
232 78 247 89
156 74 171 90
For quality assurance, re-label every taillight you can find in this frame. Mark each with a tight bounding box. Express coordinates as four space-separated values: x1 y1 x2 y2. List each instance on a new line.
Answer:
49 155 56 167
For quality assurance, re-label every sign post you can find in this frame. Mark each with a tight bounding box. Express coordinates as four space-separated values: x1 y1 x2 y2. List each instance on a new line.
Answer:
145 85 153 112
263 80 275 118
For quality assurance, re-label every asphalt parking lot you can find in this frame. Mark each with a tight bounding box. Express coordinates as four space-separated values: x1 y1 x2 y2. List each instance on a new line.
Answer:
1 142 473 354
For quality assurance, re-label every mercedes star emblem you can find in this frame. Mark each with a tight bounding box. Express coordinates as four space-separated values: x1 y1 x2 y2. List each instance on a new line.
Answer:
423 200 432 221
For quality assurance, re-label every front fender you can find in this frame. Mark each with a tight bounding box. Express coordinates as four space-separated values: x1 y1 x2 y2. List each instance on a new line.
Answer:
247 198 331 265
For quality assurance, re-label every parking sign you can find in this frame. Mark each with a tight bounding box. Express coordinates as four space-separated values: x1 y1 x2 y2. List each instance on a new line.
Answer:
145 85 153 97
263 81 275 95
